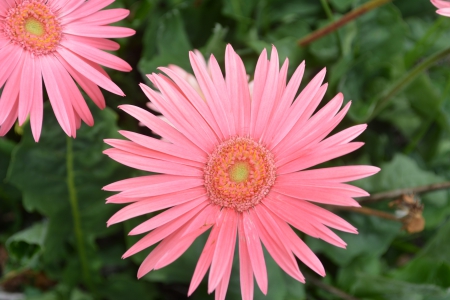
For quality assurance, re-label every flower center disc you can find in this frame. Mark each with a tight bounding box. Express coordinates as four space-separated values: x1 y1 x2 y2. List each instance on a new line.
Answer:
5 1 62 55
204 137 276 212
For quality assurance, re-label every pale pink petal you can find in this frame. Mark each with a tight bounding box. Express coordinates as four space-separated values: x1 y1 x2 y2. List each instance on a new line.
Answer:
0 52 23 126
251 208 305 283
41 56 77 136
431 0 450 9
437 8 450 16
63 24 135 38
188 217 222 296
0 98 18 137
57 47 124 96
264 195 348 248
112 176 203 198
274 91 343 156
264 61 305 143
154 205 219 269
243 211 268 294
209 209 238 293
208 54 236 135
62 0 115 24
152 74 219 151
70 8 129 26
64 34 120 51
277 142 364 174
272 183 362 206
261 204 325 276
250 49 268 136
317 124 367 149
103 148 203 177
55 53 106 109
122 201 208 258
104 139 203 168
0 37 9 49
54 58 94 126
61 39 131 72
184 53 229 139
238 214 255 300
29 64 43 142
117 130 204 163
140 81 212 153
118 104 205 157
137 205 219 279
278 196 357 233
277 165 380 183
18 52 35 125
58 0 85 18
215 250 233 300
253 46 279 140
270 69 326 148
130 197 208 235
225 45 251 136
0 44 23 91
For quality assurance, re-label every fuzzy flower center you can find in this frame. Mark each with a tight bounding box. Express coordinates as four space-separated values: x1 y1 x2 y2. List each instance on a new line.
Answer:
204 137 276 212
4 1 62 55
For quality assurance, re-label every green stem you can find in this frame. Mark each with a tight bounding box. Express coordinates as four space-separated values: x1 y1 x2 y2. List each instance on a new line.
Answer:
365 45 450 122
66 136 91 288
319 0 344 55
403 118 433 155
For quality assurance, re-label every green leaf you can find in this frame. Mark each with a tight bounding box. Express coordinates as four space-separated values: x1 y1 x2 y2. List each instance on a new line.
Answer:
350 274 450 300
138 10 193 76
391 219 450 287
6 220 48 265
7 103 130 283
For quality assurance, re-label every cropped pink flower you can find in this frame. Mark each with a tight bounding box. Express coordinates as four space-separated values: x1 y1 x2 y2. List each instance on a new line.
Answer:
431 0 450 16
0 0 135 141
104 45 379 300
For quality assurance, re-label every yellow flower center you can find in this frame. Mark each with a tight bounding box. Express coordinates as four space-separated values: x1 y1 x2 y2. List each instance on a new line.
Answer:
204 137 276 212
5 1 62 55
25 18 45 36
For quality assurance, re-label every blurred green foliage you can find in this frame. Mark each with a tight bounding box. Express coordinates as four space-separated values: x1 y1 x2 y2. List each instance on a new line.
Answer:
1 0 450 299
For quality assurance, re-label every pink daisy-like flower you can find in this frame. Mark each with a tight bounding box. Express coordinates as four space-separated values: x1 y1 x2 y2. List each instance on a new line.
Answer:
0 0 135 141
431 0 450 16
104 45 380 300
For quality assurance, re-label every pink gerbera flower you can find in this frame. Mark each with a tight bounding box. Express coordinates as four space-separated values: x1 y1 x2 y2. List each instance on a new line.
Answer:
104 45 379 300
0 0 135 141
431 0 450 16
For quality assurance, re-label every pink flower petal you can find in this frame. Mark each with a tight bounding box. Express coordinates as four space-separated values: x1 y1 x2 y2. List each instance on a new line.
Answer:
209 209 238 293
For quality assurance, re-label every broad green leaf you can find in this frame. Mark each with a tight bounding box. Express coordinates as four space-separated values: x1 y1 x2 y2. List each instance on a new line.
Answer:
138 10 193 76
6 220 48 266
350 274 450 300
391 219 450 287
7 103 130 283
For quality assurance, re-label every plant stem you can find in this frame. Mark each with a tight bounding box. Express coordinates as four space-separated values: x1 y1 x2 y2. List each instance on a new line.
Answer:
298 0 392 46
307 274 361 300
66 136 91 288
319 0 344 55
366 45 450 122
339 206 399 221
359 181 450 204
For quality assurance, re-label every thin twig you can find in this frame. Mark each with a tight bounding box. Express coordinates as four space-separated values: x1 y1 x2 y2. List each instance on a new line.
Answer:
298 0 392 47
360 181 450 204
337 206 399 221
307 275 361 300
